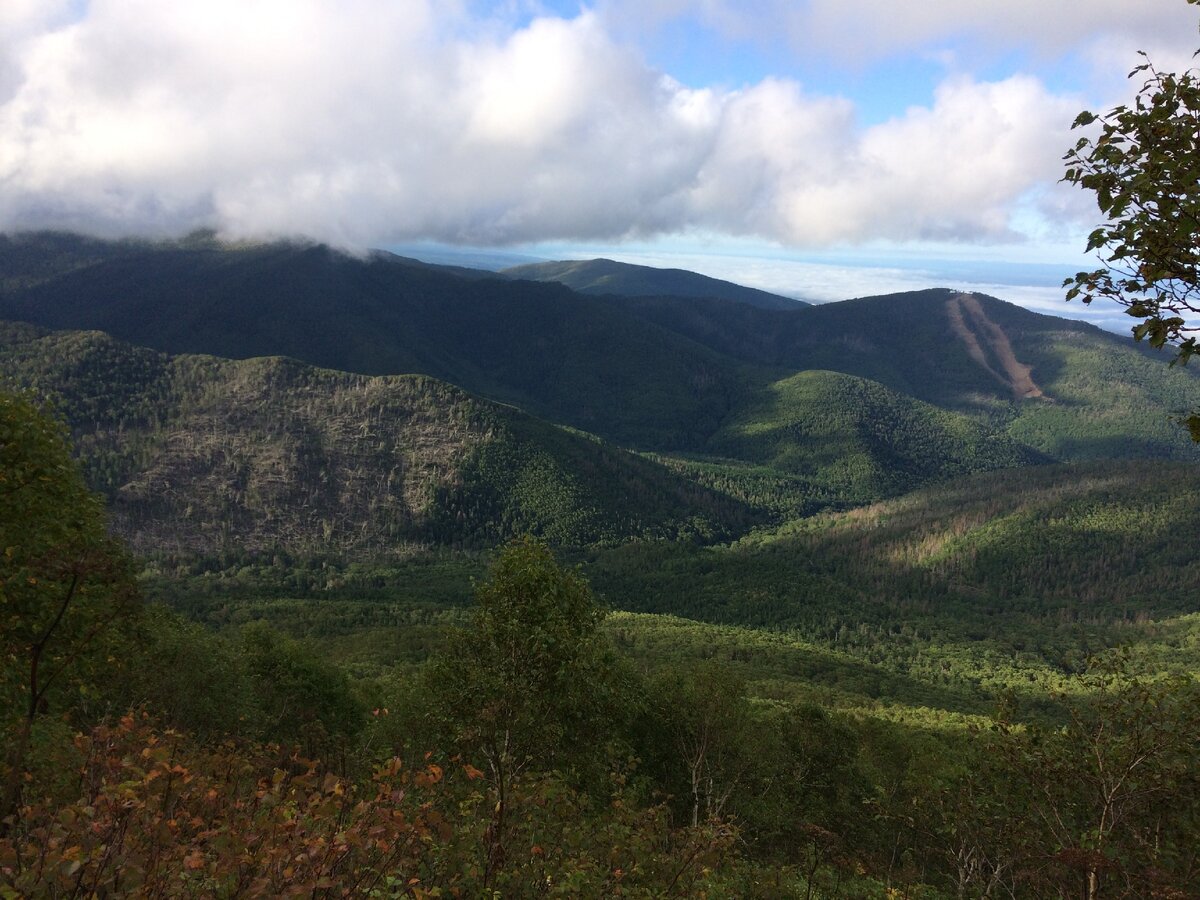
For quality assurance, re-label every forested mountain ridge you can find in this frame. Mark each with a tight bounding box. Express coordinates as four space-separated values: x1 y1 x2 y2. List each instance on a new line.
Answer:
5 233 1200 466
0 322 755 554
613 286 1200 464
4 231 1200 557
501 256 805 309
0 232 753 449
0 316 1118 555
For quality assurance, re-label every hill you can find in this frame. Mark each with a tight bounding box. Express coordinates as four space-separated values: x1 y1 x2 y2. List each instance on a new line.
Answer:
609 287 1200 461
785 290 1200 459
586 458 1200 702
705 369 1038 501
4 234 1200 491
148 456 1200 717
0 232 754 449
0 322 756 554
501 257 805 309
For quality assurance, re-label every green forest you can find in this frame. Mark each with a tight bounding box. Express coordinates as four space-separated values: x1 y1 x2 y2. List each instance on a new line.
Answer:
2 231 1200 898
7 0 1200 894
5 396 1200 897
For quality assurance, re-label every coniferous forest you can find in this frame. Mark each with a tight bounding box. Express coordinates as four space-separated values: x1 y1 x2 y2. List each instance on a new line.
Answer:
2 234 1200 898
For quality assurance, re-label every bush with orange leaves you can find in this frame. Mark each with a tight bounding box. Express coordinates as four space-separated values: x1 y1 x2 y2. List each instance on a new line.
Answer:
0 712 458 898
0 712 735 898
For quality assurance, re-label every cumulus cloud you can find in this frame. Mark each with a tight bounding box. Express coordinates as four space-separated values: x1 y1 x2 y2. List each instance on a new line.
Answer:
0 1 1117 249
692 74 1079 245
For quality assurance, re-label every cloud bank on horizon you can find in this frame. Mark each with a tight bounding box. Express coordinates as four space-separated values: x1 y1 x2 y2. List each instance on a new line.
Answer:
0 0 1195 253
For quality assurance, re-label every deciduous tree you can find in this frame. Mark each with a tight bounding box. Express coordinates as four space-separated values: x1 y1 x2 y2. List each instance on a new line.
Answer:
998 666 1200 898
425 536 628 884
0 393 140 831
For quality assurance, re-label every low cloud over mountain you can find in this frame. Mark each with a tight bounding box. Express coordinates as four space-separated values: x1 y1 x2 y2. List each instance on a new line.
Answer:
0 1 1129 250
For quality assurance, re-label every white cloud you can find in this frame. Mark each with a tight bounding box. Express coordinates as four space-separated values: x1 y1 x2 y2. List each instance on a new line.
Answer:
0 1 1137 249
597 0 1200 67
676 74 1079 246
796 0 1196 62
0 0 75 101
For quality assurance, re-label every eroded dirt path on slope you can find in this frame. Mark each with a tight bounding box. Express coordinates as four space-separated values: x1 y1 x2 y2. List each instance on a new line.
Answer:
945 293 1044 399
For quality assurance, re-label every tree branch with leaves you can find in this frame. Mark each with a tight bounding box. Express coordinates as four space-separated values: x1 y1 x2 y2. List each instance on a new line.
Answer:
1063 0 1200 436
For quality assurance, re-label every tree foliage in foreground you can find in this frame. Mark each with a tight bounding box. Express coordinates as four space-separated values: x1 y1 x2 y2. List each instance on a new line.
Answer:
424 537 643 886
999 669 1200 898
0 714 454 897
0 392 140 830
1063 0 1200 435
0 711 739 898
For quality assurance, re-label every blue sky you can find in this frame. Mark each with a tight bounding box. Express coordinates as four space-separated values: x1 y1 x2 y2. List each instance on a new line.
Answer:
1 0 1196 329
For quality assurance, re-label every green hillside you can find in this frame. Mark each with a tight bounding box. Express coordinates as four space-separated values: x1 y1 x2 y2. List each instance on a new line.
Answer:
613 287 1051 407
148 457 1200 716
0 322 756 553
586 459 1200 697
6 234 1200 472
614 287 1200 461
6 231 1200 558
706 369 1037 500
502 257 804 309
782 290 1200 458
0 233 754 449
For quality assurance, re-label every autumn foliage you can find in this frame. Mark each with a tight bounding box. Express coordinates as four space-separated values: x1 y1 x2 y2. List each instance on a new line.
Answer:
0 713 456 897
0 711 736 898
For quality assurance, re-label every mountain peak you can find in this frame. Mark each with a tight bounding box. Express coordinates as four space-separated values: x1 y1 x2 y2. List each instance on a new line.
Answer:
502 257 805 310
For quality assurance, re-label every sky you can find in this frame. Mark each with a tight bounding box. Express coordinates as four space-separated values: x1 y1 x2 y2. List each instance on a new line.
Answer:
2 0 1198 330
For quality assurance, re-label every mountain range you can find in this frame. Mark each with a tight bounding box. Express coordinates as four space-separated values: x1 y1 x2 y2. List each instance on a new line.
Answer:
500 257 805 309
2 230 1198 556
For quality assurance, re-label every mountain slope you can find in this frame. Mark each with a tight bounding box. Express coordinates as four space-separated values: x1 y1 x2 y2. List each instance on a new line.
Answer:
784 290 1200 459
609 287 1200 461
5 235 1200 469
0 322 757 554
0 233 752 449
706 370 1038 501
501 257 805 309
588 459 1200 692
609 288 1062 409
